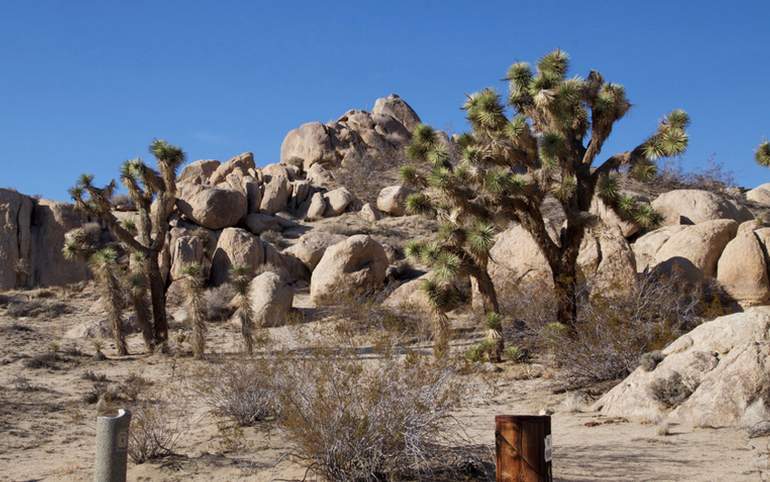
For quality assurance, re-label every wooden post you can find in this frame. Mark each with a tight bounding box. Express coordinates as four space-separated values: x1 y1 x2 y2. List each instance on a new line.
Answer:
495 415 552 482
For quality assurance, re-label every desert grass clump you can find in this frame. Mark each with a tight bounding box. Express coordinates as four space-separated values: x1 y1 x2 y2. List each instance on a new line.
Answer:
269 348 477 481
5 298 72 319
230 265 256 354
180 264 207 359
128 401 181 464
188 360 277 427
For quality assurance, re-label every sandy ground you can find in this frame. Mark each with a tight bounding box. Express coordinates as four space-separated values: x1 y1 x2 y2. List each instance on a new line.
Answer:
1 286 768 482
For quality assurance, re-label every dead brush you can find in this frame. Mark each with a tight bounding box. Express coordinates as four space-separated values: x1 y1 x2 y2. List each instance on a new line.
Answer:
127 400 183 464
501 271 705 388
267 346 487 481
187 359 277 427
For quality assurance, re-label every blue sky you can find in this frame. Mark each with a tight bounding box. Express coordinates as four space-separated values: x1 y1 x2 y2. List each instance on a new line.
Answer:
1 0 769 201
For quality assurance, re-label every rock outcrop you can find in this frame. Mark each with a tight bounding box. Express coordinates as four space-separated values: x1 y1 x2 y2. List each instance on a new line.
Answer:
594 307 770 429
310 235 389 305
283 231 346 271
376 185 411 216
0 189 33 289
210 228 264 285
651 189 752 226
746 183 770 206
249 271 294 327
717 221 770 306
177 185 247 230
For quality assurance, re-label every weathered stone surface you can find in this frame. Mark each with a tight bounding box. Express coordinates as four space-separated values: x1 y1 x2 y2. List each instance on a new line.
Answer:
31 200 90 287
310 235 389 304
717 221 769 306
376 185 411 216
652 219 738 278
245 213 283 235
305 192 326 221
289 180 312 210
177 186 247 230
746 183 770 206
210 228 264 285
651 189 753 226
259 174 290 215
632 225 688 272
323 187 354 216
372 94 421 132
264 242 309 283
486 225 553 291
280 122 337 170
248 271 294 327
0 189 33 289
595 307 770 428
244 179 263 213
283 231 346 271
209 152 255 185
178 159 220 185
590 195 639 238
169 234 208 281
359 203 381 223
306 163 335 188
577 227 637 296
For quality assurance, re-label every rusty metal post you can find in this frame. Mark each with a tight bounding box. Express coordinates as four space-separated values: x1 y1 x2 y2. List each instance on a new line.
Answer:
496 415 552 482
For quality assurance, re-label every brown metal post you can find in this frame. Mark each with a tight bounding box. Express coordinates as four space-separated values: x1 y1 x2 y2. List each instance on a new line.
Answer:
496 415 552 482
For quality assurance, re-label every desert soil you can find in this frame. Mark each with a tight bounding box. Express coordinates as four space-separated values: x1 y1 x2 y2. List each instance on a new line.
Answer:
0 286 768 482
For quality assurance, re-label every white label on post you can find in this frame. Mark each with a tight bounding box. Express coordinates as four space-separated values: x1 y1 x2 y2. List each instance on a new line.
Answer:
544 434 552 462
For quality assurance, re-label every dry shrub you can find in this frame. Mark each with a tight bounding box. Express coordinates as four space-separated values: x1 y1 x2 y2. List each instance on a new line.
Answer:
6 298 72 319
651 157 736 193
203 283 236 321
188 360 277 427
648 372 694 408
128 401 182 464
269 348 486 481
502 272 705 387
322 289 429 343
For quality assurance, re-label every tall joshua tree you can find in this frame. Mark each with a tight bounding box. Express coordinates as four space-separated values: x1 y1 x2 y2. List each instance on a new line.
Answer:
63 231 128 356
70 139 184 345
230 265 255 355
401 50 689 331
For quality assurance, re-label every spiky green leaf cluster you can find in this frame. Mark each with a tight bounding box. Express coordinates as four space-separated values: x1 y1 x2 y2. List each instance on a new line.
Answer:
756 141 770 167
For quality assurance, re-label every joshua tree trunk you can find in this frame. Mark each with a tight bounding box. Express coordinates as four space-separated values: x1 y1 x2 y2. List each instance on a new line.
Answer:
129 267 155 353
146 255 168 344
432 310 450 359
100 268 128 356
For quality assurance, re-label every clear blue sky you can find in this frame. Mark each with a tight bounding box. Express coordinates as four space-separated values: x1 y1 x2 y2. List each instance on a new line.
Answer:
2 1 769 201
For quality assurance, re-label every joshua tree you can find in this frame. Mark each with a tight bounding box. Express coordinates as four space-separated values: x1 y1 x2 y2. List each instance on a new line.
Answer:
63 231 128 356
757 141 770 167
401 50 688 331
403 215 500 359
180 264 207 359
230 265 255 354
127 253 155 352
70 139 184 345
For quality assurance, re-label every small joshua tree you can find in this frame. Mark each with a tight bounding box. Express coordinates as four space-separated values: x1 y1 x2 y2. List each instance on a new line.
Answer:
180 264 207 359
401 50 689 331
127 253 155 352
64 231 128 356
70 139 184 346
230 265 255 355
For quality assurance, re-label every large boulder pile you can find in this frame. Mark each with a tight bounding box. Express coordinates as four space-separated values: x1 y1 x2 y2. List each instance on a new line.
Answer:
280 94 419 172
594 307 770 430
